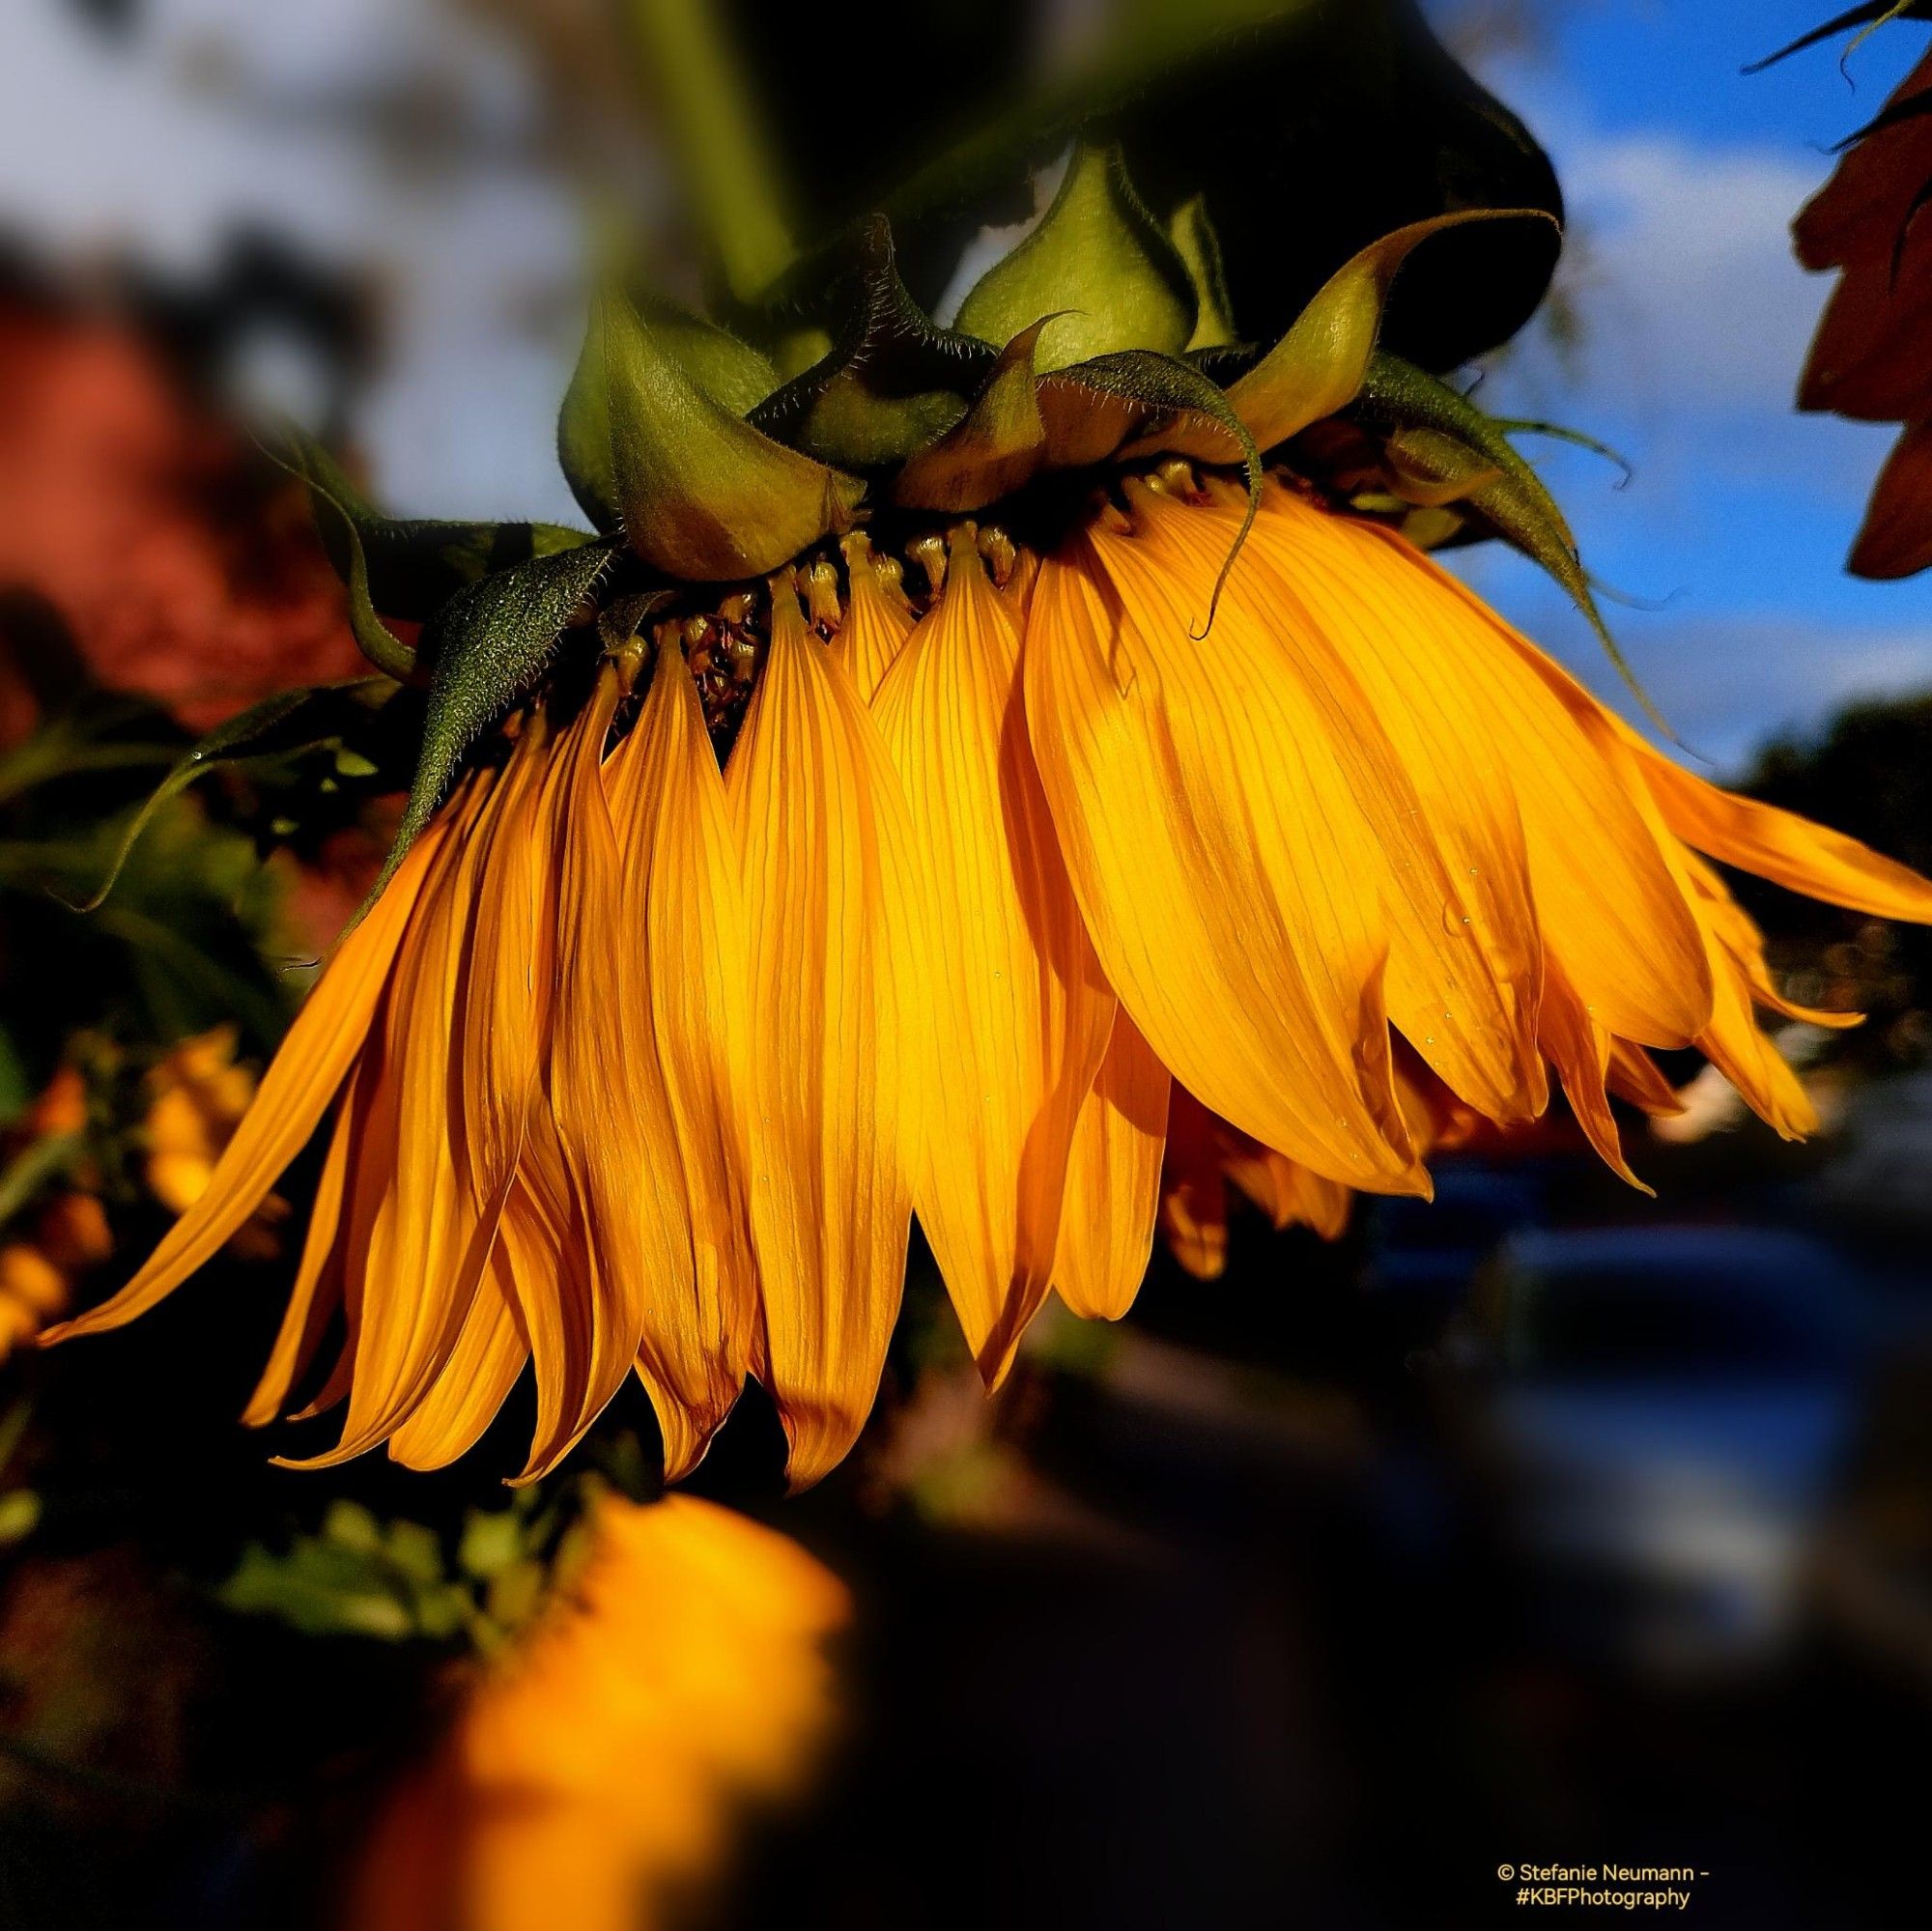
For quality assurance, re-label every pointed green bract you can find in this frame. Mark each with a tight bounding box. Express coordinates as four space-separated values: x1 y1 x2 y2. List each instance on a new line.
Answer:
1165 211 1555 462
372 540 616 902
559 295 780 532
1354 353 1671 736
751 224 994 469
955 145 1197 372
892 318 1054 511
598 292 862 581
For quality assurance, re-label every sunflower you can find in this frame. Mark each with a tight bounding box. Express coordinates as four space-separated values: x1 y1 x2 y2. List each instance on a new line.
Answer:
47 464 1932 1482
43 123 1932 1487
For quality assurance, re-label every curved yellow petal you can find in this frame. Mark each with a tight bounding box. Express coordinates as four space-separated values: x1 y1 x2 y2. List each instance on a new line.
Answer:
725 584 927 1487
548 672 727 1483
1631 735 1932 923
241 1058 362 1428
1350 520 1715 1050
289 773 509 1465
874 528 1117 1382
617 641 757 1425
1539 960 1653 1193
1222 1138 1352 1240
387 1260 531 1471
1175 482 1547 1122
43 808 458 1344
1025 509 1423 1192
1054 1013 1171 1320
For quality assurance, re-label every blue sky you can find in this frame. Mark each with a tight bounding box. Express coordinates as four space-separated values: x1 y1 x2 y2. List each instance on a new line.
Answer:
1459 2 1932 769
3 1 1930 773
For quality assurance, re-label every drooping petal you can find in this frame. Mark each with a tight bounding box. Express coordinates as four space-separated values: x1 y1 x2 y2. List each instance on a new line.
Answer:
1538 960 1653 1193
615 642 756 1422
548 671 729 1483
387 1260 531 1471
1350 519 1715 1049
291 772 508 1465
1166 481 1547 1122
43 808 459 1344
726 583 928 1486
1054 1014 1171 1321
874 527 1117 1381
1024 505 1423 1192
1630 736 1932 923
831 532 915 704
240 1058 363 1428
1221 1136 1352 1241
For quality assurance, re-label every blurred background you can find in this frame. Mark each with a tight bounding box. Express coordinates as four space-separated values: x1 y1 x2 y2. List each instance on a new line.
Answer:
4 2 1931 1926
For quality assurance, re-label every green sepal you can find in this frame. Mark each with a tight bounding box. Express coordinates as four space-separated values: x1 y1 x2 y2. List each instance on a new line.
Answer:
598 292 863 581
277 431 595 672
750 222 995 469
70 678 402 915
955 145 1197 373
1382 426 1505 506
370 539 617 903
1168 211 1554 462
1353 354 1671 735
892 317 1055 512
1047 350 1262 629
1170 196 1239 353
558 294 780 531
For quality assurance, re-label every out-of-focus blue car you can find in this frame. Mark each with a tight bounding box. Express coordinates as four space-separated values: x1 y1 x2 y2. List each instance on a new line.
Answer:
1443 1225 1872 1678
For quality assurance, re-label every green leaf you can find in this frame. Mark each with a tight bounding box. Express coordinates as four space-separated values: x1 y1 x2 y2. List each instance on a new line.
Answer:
372 540 617 900
1175 210 1554 461
558 295 780 530
955 145 1196 372
1170 196 1239 353
1353 353 1672 736
892 317 1055 512
601 291 864 580
276 431 595 658
751 222 995 469
1380 426 1504 506
69 679 401 915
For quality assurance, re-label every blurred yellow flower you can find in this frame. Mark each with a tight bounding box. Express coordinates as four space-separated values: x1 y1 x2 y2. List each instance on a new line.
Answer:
142 1025 260 1215
346 1493 846 1931
50 478 1932 1482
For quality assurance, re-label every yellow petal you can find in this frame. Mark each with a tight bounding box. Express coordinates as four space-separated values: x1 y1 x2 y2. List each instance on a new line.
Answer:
1539 960 1654 1193
547 671 729 1483
874 528 1117 1382
43 806 459 1344
387 1259 530 1470
1632 735 1932 922
832 532 915 704
288 773 510 1465
1222 1136 1352 1240
241 1059 362 1428
725 584 927 1486
617 642 758 1422
1183 481 1548 1122
1054 1014 1171 1320
1350 519 1715 1050
1025 508 1423 1192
